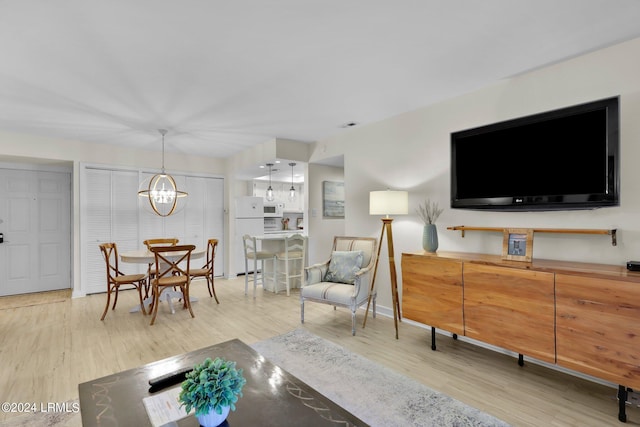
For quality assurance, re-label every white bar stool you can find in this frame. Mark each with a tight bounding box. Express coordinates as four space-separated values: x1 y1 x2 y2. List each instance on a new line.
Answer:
243 234 277 298
275 234 307 296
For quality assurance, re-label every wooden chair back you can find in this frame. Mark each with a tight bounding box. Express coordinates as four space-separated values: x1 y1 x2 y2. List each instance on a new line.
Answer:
99 242 121 282
144 238 179 250
202 238 218 272
149 244 195 281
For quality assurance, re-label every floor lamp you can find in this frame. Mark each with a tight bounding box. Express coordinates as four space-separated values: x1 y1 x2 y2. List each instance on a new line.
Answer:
363 190 408 339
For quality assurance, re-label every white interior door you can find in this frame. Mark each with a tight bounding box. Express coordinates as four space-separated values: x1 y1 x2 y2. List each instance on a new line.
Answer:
0 168 71 296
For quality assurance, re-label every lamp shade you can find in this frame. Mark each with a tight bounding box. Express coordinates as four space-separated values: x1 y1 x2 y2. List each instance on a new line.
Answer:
369 190 409 216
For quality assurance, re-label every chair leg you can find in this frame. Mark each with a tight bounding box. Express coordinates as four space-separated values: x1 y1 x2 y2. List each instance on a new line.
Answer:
100 286 113 321
137 282 147 315
373 294 377 318
285 258 290 296
206 275 214 298
112 285 119 310
253 258 260 298
184 283 195 318
300 298 305 324
351 309 357 336
209 274 219 304
150 286 160 325
273 257 277 294
244 256 250 296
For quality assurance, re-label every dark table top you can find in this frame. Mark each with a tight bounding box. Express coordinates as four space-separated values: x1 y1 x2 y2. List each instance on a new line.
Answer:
78 338 368 427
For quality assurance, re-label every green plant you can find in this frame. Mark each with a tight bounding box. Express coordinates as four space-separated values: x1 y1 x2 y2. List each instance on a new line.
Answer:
416 199 443 224
178 357 247 416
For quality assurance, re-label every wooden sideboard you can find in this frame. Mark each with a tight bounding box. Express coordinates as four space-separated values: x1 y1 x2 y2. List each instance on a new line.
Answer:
401 251 640 422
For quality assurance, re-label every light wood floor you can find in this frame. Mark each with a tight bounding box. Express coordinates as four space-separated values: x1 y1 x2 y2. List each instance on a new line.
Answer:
0 277 638 426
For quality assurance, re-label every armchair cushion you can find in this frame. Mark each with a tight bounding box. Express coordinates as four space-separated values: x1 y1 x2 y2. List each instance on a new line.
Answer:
301 282 356 306
323 250 363 284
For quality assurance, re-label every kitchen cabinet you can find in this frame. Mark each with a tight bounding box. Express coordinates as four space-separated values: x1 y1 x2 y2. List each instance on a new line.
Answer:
252 181 304 212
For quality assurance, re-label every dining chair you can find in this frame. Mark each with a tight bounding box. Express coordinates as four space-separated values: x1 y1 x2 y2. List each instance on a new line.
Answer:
148 244 196 325
275 234 307 296
143 238 179 296
190 238 219 303
98 242 147 320
242 234 276 298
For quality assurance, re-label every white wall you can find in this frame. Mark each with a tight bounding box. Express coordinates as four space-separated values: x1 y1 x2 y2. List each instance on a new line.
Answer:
309 36 640 312
307 163 345 265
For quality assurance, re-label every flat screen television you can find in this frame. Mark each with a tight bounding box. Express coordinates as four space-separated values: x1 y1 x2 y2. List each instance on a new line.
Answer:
450 96 619 211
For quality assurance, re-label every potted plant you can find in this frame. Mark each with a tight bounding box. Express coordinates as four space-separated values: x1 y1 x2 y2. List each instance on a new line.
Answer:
178 357 247 427
417 199 443 252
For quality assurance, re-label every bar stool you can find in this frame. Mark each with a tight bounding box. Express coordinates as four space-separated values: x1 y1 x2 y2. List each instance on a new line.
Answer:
275 234 307 296
242 234 276 298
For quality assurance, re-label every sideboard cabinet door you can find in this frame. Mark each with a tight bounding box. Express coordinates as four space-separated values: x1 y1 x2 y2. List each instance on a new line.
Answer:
556 273 640 388
464 263 556 363
401 255 464 335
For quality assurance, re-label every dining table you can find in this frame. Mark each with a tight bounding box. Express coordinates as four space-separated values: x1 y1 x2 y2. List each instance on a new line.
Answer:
120 248 206 314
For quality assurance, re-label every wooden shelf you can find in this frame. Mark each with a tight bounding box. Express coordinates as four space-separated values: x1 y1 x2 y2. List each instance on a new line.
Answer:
447 225 617 246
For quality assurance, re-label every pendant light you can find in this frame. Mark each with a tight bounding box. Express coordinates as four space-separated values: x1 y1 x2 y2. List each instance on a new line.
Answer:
288 162 297 201
138 129 188 217
265 163 275 202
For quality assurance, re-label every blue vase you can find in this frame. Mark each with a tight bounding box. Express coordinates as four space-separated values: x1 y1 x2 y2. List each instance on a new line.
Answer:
422 224 438 252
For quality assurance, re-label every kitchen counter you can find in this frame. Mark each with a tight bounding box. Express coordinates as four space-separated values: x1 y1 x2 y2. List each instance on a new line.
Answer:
262 230 306 236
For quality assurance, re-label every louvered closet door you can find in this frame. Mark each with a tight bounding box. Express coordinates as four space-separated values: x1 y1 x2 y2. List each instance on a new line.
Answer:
185 176 225 276
82 168 140 295
204 177 224 276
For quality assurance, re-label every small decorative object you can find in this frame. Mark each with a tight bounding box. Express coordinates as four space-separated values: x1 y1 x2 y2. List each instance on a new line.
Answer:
282 217 290 230
178 357 246 427
502 228 534 262
417 199 443 252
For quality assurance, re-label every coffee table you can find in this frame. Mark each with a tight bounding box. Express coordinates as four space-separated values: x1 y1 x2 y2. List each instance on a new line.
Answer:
78 339 367 426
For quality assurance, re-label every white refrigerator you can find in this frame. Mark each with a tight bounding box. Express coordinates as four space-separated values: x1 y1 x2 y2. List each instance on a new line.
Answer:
235 196 264 275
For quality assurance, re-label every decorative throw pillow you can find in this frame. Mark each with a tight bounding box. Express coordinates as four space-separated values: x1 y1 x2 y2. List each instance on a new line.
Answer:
324 251 364 284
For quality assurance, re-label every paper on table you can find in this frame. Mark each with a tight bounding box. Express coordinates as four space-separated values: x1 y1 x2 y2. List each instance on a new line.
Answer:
142 386 193 427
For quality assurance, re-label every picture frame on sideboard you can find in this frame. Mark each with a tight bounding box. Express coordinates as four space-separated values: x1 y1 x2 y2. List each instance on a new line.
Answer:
502 228 534 262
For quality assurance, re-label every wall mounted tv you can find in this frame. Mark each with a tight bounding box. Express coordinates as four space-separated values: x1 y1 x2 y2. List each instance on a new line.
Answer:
450 96 619 211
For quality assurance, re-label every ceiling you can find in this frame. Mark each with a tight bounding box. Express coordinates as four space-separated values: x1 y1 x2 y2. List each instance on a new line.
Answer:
2 1 640 164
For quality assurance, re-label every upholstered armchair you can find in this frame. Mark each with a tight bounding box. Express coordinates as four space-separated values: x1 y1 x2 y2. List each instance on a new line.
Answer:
300 236 378 335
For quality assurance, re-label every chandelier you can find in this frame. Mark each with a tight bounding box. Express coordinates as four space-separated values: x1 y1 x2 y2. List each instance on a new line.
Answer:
138 129 188 217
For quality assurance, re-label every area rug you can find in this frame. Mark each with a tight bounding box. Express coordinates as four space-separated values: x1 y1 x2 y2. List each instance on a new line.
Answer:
251 329 510 427
0 329 509 427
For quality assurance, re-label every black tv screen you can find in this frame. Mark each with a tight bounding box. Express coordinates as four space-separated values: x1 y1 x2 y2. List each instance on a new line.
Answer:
451 97 619 211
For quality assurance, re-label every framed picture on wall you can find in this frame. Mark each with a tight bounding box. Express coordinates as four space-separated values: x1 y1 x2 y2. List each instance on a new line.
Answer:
502 228 534 262
322 181 344 218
